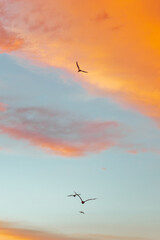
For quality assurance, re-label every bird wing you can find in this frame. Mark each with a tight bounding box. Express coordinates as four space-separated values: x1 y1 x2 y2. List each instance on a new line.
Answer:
67 194 73 197
75 192 83 202
76 61 80 70
81 70 88 73
79 211 85 214
74 191 81 196
84 198 97 202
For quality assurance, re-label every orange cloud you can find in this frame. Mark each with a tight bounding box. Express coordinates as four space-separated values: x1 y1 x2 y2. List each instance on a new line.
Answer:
93 11 110 21
0 23 24 52
0 222 149 240
0 1 24 52
0 222 75 240
0 106 123 157
1 0 160 122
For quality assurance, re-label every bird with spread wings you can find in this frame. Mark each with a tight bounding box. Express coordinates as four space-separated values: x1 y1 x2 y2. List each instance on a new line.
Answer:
67 192 81 197
76 61 88 73
74 191 97 204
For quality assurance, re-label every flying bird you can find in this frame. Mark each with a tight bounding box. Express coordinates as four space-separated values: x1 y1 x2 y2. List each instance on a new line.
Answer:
79 211 85 214
76 193 97 204
76 61 88 73
67 192 81 197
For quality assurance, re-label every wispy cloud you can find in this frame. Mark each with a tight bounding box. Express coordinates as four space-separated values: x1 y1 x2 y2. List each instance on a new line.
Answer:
0 23 24 52
0 102 7 111
0 221 75 240
93 11 110 21
1 103 160 156
0 106 124 157
111 25 123 31
0 221 149 240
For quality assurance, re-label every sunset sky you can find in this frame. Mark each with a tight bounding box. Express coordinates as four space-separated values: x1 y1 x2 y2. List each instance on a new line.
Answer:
0 0 160 240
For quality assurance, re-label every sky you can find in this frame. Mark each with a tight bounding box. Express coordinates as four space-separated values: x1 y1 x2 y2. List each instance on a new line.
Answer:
0 0 160 240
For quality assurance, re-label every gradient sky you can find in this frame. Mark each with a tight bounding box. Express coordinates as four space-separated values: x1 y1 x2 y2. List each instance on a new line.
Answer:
0 1 160 240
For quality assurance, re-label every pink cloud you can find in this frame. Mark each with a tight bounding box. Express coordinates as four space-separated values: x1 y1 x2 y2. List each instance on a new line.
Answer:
0 23 24 52
0 105 159 157
127 149 138 155
0 106 124 157
0 102 7 111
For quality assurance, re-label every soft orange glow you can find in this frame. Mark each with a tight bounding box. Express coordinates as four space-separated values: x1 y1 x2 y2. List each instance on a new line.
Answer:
0 223 148 240
0 25 24 52
0 226 70 240
1 0 160 121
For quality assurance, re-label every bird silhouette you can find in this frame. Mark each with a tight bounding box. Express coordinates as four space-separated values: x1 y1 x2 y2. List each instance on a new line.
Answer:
79 211 85 214
76 193 97 204
67 191 81 197
76 61 88 73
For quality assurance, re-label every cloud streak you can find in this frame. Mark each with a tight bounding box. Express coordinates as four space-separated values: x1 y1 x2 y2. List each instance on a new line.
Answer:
0 222 149 240
0 106 124 157
0 221 75 240
93 11 110 21
0 103 160 156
